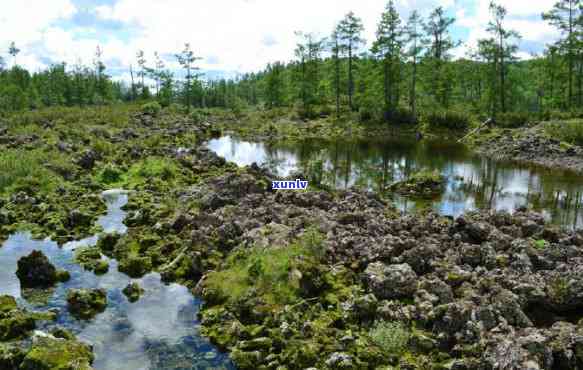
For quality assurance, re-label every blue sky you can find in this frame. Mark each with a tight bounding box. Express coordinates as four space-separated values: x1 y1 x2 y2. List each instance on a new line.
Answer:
0 0 560 81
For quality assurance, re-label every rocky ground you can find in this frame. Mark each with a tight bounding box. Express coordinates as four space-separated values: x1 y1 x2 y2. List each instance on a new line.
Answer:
473 125 583 174
1 106 583 369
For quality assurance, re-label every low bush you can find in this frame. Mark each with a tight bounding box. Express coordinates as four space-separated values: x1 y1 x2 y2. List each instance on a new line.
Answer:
425 110 470 130
141 101 162 116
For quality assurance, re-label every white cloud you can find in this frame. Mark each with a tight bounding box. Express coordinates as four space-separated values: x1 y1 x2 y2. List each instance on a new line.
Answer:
94 0 455 73
458 0 560 58
0 0 77 69
0 0 561 76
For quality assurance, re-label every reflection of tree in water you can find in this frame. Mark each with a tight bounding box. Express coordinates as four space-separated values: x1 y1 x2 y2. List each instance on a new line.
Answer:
260 137 583 229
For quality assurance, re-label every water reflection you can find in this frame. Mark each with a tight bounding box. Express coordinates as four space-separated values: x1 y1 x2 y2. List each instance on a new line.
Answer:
208 135 583 229
0 190 234 370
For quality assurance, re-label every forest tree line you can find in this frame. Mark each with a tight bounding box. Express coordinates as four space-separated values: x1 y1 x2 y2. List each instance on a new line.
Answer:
1 0 582 125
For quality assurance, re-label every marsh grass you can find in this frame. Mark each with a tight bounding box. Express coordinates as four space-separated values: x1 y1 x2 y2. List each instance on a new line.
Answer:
204 229 325 306
544 119 583 147
0 149 57 194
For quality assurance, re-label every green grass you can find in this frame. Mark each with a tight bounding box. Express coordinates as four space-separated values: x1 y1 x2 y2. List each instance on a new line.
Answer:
0 149 58 194
544 119 583 147
204 229 324 306
96 157 181 188
369 321 410 355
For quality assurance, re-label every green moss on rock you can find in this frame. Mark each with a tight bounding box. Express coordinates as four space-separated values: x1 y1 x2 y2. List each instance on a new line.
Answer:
66 289 107 320
20 337 94 370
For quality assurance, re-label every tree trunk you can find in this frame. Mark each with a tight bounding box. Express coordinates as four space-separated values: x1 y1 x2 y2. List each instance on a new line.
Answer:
348 44 354 111
130 64 136 101
335 48 340 117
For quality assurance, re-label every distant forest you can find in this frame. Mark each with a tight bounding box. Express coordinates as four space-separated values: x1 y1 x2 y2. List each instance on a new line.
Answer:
1 0 582 123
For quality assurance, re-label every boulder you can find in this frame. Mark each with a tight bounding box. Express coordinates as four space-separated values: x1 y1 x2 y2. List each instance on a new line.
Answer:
16 251 67 288
364 263 418 300
20 335 94 370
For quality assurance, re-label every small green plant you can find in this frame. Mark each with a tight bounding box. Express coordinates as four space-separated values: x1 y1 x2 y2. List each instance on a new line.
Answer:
369 321 410 355
534 239 548 250
141 101 162 116
98 164 123 185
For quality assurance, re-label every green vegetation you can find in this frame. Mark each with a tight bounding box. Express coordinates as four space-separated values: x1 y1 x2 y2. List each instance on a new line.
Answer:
544 119 583 146
204 229 325 306
0 150 57 195
369 321 410 355
1 1 581 129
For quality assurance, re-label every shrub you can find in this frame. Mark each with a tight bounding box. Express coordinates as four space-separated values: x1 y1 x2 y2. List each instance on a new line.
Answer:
425 110 470 130
544 119 583 146
495 112 530 128
369 321 410 355
141 101 162 116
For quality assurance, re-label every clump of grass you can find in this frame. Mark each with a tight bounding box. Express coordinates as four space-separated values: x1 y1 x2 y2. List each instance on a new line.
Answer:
204 230 325 306
0 149 57 194
425 110 470 130
369 321 410 355
544 119 583 147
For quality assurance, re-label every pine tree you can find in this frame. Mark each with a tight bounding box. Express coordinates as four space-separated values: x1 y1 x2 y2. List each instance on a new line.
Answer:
543 0 582 108
404 11 424 118
176 43 201 112
484 1 520 115
372 0 404 119
423 7 457 107
337 12 365 111
8 42 20 67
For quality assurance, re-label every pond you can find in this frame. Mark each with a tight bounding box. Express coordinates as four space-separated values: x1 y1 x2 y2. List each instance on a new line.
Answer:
208 135 583 230
0 190 234 370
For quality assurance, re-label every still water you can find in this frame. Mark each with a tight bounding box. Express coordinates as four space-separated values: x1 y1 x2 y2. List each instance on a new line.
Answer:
208 135 583 230
0 190 234 370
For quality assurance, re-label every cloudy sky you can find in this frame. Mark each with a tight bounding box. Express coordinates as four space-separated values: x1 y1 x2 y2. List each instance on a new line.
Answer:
0 0 561 81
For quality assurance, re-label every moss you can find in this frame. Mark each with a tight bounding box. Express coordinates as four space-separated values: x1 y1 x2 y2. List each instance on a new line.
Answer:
66 289 107 320
0 309 36 341
0 342 29 369
20 337 94 370
74 247 108 274
368 321 410 356
390 170 445 198
0 295 17 313
122 282 145 303
118 255 152 278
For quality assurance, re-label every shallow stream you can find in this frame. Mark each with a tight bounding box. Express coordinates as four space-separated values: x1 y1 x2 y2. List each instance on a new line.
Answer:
0 190 234 370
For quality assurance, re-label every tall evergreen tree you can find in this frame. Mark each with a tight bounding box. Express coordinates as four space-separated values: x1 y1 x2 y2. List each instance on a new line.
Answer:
176 43 201 112
423 7 457 107
337 12 365 111
543 0 582 108
404 10 424 118
8 42 20 67
483 1 520 115
372 1 404 118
